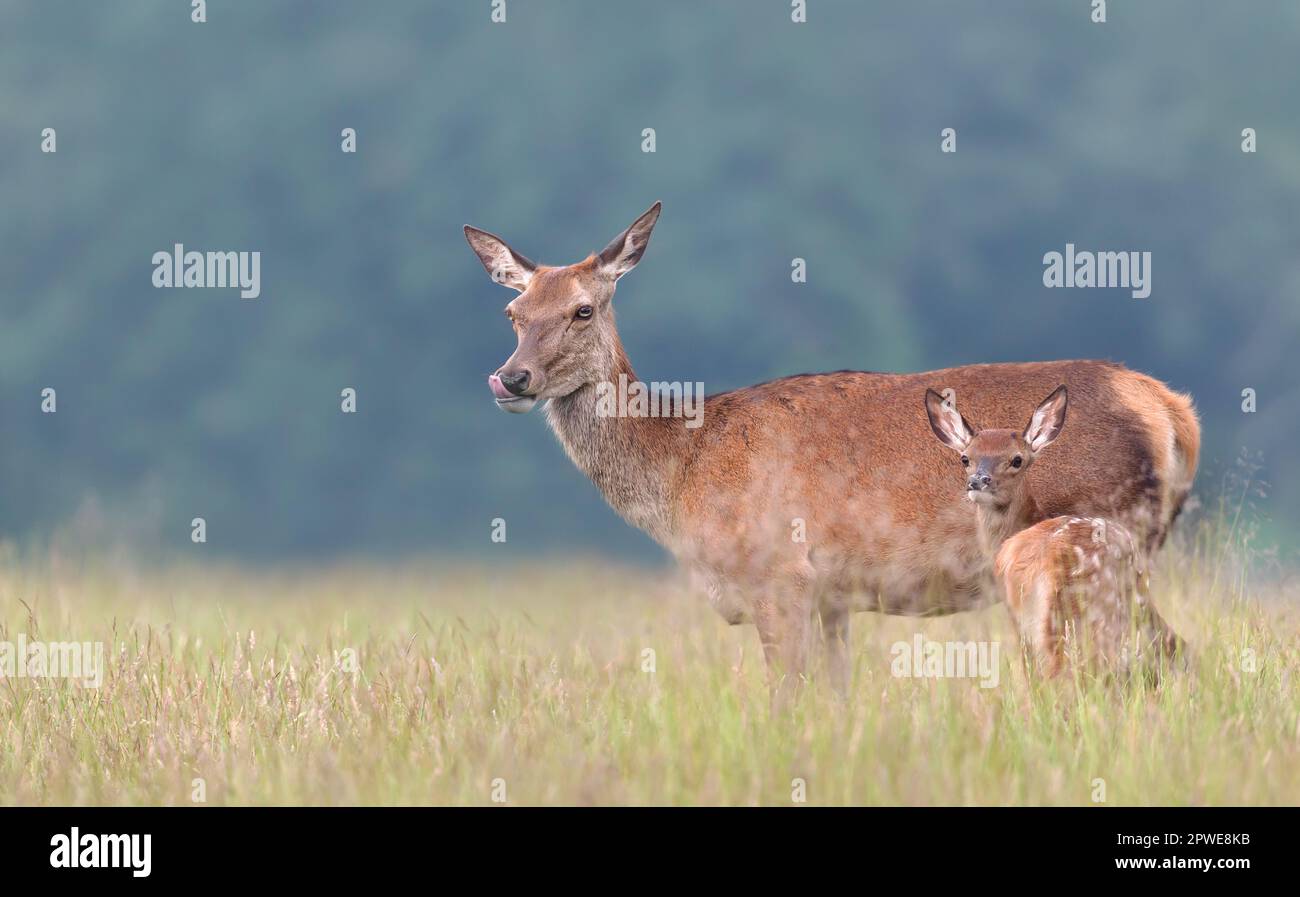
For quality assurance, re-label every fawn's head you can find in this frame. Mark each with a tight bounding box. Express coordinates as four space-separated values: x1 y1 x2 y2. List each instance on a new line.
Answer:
465 202 662 413
925 386 1068 508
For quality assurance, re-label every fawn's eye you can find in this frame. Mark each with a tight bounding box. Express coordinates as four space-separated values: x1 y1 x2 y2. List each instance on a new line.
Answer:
575 305 594 319
1010 456 1023 469
960 455 969 467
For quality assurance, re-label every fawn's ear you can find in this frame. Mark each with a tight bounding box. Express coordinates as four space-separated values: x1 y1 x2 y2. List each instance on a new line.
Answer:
598 202 661 281
925 388 975 453
1024 385 1068 452
464 225 537 292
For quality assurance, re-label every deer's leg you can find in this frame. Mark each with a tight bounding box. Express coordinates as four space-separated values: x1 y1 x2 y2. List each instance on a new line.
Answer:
999 579 1036 680
1135 571 1179 654
1040 596 1067 678
1131 573 1185 680
754 577 815 713
819 603 851 697
1004 576 1064 679
1145 606 1184 665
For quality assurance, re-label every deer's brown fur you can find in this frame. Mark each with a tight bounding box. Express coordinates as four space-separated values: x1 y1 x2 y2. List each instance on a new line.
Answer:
996 517 1183 678
925 387 1184 679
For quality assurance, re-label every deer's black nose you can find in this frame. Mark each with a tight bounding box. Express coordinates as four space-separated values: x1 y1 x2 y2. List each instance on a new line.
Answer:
967 475 992 491
498 369 531 396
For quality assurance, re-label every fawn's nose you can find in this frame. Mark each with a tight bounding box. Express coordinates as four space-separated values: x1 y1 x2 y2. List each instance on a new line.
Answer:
967 474 992 491
497 369 531 396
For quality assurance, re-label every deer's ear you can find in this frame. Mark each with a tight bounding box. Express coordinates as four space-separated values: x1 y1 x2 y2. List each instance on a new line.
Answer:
598 201 661 281
925 388 974 453
1024 385 1068 452
464 225 536 292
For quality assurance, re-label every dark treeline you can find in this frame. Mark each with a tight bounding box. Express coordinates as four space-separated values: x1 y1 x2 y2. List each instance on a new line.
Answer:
1 1 1296 561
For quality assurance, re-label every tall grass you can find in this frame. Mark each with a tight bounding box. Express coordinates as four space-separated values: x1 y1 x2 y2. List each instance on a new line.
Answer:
0 491 1295 805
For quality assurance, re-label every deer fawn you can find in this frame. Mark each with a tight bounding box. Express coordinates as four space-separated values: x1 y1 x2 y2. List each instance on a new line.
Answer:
925 387 1183 679
466 202 1198 706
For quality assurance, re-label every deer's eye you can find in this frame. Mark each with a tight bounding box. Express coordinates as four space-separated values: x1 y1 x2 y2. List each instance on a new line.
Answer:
1010 456 1023 469
960 455 969 467
575 305 594 319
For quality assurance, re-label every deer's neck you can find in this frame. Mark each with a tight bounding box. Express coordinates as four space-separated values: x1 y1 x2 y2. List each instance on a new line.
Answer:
543 345 686 546
973 490 1043 557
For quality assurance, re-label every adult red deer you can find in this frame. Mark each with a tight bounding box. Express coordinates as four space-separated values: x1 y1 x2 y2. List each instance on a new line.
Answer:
465 202 1199 702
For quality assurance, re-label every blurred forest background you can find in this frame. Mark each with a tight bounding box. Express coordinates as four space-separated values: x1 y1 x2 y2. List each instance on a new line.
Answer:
1 1 1297 564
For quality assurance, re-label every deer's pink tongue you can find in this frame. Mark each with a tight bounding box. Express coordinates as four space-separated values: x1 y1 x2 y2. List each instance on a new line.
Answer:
487 373 513 400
